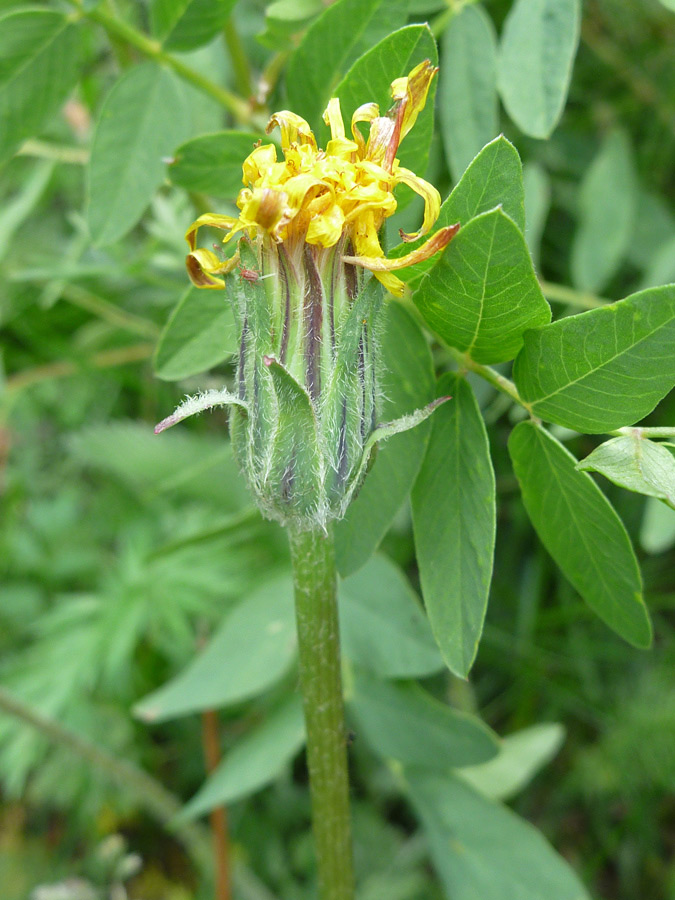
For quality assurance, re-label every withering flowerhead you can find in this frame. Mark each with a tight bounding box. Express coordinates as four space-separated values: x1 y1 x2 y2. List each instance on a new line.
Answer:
185 60 458 298
159 62 455 530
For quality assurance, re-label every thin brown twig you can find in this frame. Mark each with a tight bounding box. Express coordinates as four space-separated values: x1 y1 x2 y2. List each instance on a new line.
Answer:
201 709 231 900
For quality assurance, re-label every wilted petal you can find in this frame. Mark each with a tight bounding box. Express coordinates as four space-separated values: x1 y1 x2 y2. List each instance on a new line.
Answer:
186 248 240 288
185 213 240 250
323 97 346 141
393 167 441 241
266 111 317 150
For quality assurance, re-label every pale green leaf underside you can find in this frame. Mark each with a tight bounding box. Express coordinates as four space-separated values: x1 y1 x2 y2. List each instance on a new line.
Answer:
440 5 499 182
154 285 238 381
179 698 305 818
339 555 443 678
571 130 637 293
133 575 296 721
414 208 550 364
88 63 189 246
497 0 581 139
0 10 81 163
578 435 675 509
349 675 499 770
407 771 592 900
457 723 565 802
508 421 651 648
513 284 675 433
412 374 495 677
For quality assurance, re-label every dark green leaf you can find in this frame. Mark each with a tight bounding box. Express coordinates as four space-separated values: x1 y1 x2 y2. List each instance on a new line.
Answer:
571 130 637 292
439 5 499 181
133 575 296 721
414 208 551 364
330 25 438 178
0 10 82 163
168 131 261 197
286 0 408 129
340 555 443 678
154 285 238 381
508 421 651 648
497 0 581 139
88 63 190 246
578 435 675 509
349 675 499 769
407 771 592 900
513 285 675 433
334 301 434 576
179 698 305 817
398 136 525 290
151 0 237 51
412 374 495 677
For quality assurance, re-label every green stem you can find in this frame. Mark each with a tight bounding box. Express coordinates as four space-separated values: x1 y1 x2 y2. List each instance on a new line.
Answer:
445 345 531 412
224 17 253 99
540 280 608 310
610 426 675 439
68 0 252 123
288 525 354 900
18 139 89 165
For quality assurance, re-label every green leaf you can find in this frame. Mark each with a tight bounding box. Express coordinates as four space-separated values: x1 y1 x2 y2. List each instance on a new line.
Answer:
397 135 525 289
513 285 675 433
334 301 434 576
168 131 260 197
411 374 496 678
497 0 581 139
571 130 637 293
439 5 499 182
508 421 651 648
330 25 438 179
0 10 82 163
339 555 443 678
523 161 551 268
578 435 675 510
414 208 551 364
348 675 499 769
179 698 305 818
286 0 408 129
87 63 190 246
407 771 592 900
154 285 238 381
151 0 237 51
457 723 565 801
133 575 296 721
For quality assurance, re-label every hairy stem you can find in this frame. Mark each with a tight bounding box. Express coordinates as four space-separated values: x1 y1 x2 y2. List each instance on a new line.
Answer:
288 526 354 900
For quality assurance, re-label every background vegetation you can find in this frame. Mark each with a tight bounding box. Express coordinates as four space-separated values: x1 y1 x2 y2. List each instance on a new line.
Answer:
1 0 675 898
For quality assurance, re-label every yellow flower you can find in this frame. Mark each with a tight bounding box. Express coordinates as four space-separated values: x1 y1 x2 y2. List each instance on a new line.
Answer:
185 60 458 297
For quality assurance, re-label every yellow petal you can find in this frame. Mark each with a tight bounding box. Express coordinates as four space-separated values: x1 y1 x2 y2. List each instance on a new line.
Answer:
238 186 289 233
364 116 396 166
392 167 441 241
323 97 346 140
306 203 345 248
343 224 460 271
185 213 240 250
242 143 277 186
266 111 317 150
351 102 379 156
186 248 240 289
